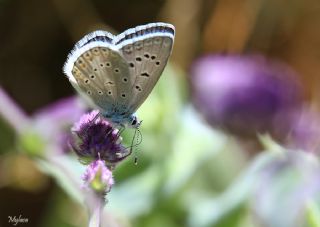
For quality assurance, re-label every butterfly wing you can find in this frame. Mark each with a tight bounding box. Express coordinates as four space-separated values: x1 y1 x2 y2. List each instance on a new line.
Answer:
64 31 132 115
115 23 175 113
63 23 175 121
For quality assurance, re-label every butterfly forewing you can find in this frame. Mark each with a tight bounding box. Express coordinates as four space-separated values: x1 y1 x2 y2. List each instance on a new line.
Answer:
116 24 174 113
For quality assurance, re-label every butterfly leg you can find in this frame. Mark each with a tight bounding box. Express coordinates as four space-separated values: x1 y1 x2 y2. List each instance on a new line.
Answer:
116 125 125 139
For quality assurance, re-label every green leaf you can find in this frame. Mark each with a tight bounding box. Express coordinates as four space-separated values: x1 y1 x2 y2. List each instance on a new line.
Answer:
36 155 85 204
19 131 46 157
306 200 320 227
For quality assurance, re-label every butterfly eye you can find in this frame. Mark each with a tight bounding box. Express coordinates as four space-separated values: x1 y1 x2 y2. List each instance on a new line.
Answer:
131 118 137 126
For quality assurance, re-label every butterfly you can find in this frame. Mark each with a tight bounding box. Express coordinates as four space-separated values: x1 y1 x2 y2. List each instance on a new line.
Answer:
63 22 175 128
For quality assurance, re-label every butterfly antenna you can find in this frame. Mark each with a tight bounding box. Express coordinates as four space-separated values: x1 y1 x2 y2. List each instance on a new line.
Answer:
128 127 137 157
133 128 143 165
136 128 143 146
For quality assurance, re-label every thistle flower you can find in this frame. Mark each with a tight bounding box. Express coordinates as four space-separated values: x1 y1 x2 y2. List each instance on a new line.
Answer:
70 110 130 167
190 55 303 141
69 110 131 226
82 159 114 193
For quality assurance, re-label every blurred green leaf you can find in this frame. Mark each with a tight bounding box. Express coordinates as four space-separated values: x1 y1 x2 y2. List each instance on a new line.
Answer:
19 130 46 157
0 118 15 153
108 166 160 217
41 186 86 227
186 146 291 227
36 155 85 204
306 200 320 227
161 106 227 196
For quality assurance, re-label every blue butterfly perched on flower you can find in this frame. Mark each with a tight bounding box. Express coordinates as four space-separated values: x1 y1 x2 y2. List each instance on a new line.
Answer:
63 22 175 128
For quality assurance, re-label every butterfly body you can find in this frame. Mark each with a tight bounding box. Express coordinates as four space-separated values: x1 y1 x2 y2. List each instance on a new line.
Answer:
63 23 175 128
103 109 139 127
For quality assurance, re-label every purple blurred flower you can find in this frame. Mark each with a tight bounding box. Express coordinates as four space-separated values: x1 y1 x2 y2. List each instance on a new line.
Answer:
190 55 303 140
0 87 29 134
32 96 86 154
70 110 130 167
287 109 320 152
253 150 320 227
83 159 114 193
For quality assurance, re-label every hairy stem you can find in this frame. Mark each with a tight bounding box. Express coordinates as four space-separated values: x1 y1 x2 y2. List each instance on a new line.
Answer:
88 193 105 227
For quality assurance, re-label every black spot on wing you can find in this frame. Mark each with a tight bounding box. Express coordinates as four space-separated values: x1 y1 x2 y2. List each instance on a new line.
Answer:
141 72 150 77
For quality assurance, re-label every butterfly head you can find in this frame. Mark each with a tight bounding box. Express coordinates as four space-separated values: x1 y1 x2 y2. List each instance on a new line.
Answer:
129 115 142 128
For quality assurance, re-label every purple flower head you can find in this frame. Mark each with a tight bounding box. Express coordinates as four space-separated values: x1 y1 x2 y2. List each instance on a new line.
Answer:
82 159 114 193
190 55 303 140
70 110 130 166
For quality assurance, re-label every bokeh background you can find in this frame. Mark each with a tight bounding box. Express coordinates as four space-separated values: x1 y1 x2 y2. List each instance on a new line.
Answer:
1 0 320 226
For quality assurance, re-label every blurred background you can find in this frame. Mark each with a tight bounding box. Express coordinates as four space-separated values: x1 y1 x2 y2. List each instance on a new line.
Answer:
1 0 320 226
